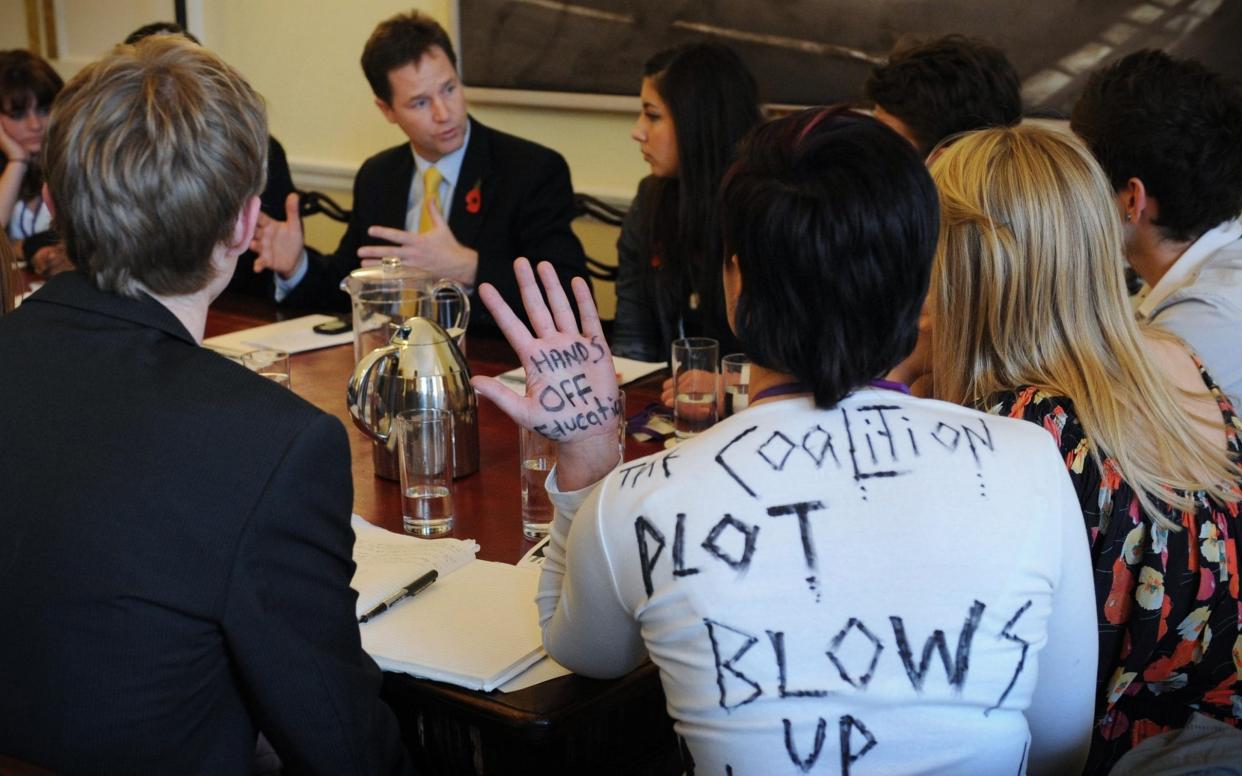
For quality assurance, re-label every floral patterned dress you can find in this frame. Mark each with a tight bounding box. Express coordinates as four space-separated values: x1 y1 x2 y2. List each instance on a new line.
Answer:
993 369 1242 775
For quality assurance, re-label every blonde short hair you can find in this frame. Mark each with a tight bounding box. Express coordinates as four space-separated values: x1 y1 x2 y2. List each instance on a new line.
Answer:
928 124 1239 526
43 35 267 297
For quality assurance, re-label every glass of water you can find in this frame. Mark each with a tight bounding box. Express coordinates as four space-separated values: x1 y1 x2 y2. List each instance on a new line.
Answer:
397 408 455 536
721 353 750 417
519 427 556 539
242 349 291 388
672 337 719 439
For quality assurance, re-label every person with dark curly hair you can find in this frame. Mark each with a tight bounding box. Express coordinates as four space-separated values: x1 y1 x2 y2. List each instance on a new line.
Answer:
1072 49 1242 408
864 34 1022 157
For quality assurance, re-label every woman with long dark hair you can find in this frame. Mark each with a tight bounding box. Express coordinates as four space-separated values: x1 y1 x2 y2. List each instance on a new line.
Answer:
0 50 63 273
611 42 762 362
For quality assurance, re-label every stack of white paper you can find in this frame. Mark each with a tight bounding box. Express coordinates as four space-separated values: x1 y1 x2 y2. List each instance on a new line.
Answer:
351 517 478 614
350 517 547 692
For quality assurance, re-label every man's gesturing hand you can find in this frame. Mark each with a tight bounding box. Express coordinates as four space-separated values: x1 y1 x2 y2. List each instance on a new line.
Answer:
250 192 305 278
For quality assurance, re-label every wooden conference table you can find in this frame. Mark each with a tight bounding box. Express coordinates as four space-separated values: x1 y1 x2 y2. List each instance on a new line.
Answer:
205 293 681 776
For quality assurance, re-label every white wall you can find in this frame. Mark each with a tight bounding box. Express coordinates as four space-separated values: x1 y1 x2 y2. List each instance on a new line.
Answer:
54 0 171 69
0 1 30 50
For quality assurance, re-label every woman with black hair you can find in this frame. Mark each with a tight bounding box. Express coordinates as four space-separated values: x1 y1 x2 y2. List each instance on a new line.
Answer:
473 108 1096 775
0 50 64 275
611 42 762 362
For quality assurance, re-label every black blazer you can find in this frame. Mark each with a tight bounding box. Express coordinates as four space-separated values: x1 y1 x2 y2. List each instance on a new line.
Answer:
281 118 589 327
611 176 740 363
0 273 410 775
225 135 298 299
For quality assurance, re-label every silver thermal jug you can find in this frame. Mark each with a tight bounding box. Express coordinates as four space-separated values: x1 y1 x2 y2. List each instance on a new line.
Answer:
347 316 479 480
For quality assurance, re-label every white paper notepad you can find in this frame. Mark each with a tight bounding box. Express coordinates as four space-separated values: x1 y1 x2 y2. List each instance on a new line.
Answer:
350 517 478 614
350 517 546 692
364 561 546 691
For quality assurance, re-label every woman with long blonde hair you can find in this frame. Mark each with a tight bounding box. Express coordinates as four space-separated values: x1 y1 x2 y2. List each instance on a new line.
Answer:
927 124 1242 773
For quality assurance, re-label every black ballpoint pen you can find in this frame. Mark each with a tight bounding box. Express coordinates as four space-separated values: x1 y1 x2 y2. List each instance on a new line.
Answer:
358 569 438 624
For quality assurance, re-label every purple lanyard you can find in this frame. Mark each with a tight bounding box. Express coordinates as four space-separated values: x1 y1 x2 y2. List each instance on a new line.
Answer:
750 382 810 402
868 378 911 395
750 379 910 403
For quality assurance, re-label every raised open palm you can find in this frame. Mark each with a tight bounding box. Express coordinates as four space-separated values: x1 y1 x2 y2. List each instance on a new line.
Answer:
471 259 621 447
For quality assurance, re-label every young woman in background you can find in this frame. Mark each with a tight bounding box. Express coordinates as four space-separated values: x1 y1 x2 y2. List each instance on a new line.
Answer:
611 42 762 362
0 50 65 275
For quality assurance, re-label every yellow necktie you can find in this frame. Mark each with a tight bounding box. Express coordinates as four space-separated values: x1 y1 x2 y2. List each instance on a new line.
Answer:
418 167 444 233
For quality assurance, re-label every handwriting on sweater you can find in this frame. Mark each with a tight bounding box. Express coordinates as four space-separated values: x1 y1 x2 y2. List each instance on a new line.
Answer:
627 404 1035 774
702 598 1032 775
715 406 995 500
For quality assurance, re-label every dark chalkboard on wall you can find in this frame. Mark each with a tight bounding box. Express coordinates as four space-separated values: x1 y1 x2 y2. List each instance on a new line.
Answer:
457 0 1242 113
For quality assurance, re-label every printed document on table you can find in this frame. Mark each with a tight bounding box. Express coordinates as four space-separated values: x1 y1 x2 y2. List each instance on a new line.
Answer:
497 355 665 395
203 314 352 355
350 516 478 615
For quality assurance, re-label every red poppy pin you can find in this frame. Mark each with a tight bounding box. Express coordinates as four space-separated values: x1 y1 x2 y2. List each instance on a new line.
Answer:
465 179 482 214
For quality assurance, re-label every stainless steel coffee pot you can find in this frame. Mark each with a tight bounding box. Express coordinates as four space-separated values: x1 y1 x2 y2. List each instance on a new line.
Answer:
347 316 479 480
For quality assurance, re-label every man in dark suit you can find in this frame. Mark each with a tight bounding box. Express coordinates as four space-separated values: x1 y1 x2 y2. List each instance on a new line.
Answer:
0 36 410 774
252 11 588 326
